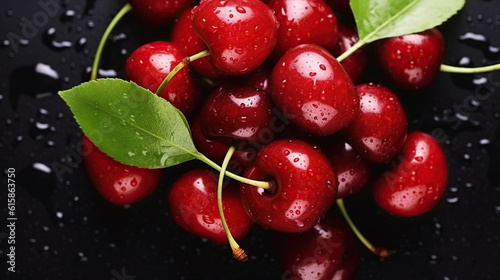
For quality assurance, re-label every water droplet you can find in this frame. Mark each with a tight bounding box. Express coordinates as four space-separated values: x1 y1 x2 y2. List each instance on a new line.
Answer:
236 6 246 13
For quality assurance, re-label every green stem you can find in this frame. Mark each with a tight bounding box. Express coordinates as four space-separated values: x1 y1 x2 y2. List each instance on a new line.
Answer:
337 198 394 257
155 50 211 95
217 145 248 262
90 3 132 81
336 39 367 63
198 154 271 189
440 63 500 74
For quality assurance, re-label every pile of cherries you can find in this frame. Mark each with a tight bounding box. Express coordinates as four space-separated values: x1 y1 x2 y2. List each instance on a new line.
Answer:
81 0 451 278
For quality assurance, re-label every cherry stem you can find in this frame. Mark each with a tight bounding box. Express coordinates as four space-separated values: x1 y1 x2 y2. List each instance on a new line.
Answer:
218 145 248 262
336 198 394 257
155 50 211 95
336 39 366 63
90 3 132 81
198 154 271 189
440 63 500 74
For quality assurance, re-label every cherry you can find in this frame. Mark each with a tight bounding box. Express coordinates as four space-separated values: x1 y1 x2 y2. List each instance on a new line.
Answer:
170 8 226 79
267 0 338 60
237 63 273 93
168 169 253 245
199 83 274 144
372 131 448 217
271 211 360 280
373 28 446 90
270 44 359 136
192 0 279 75
126 41 201 117
340 83 407 164
325 0 353 17
321 136 372 198
331 23 368 83
190 115 256 171
240 139 337 232
81 135 163 205
128 0 196 27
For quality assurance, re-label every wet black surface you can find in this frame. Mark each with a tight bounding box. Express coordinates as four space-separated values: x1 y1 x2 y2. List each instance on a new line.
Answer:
1 0 500 279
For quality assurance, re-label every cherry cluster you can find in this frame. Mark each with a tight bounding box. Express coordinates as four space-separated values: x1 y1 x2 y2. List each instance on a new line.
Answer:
81 0 450 278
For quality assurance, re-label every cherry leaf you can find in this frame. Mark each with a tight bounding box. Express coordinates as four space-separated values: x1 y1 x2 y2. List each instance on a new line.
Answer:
351 0 465 43
59 78 201 169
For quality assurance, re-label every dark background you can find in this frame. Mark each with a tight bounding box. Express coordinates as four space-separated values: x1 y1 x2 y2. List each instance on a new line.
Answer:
1 0 500 279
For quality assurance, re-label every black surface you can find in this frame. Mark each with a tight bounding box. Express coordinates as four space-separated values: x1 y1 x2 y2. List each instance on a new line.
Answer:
1 0 500 279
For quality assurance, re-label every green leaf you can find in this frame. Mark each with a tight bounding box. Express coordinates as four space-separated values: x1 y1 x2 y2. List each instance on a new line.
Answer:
59 78 201 169
351 0 465 43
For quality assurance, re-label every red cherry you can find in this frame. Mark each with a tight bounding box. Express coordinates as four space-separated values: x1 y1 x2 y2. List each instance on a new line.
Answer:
126 41 201 117
81 135 163 205
192 0 279 75
190 115 256 171
128 0 196 27
199 83 274 144
236 63 273 93
331 23 368 83
267 0 338 59
170 8 226 79
270 44 359 136
325 0 353 17
271 211 360 280
240 139 337 232
341 83 407 164
168 169 253 245
373 28 446 90
372 131 448 217
321 136 372 198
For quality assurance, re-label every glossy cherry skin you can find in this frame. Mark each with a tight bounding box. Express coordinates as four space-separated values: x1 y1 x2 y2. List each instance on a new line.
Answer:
331 23 368 83
168 169 253 245
81 135 163 205
341 83 407 164
373 132 448 217
271 212 360 280
321 136 372 198
170 8 225 79
240 139 337 232
129 0 196 27
267 0 338 60
192 0 279 75
270 44 359 136
190 115 256 171
126 41 201 117
199 83 274 144
373 28 446 90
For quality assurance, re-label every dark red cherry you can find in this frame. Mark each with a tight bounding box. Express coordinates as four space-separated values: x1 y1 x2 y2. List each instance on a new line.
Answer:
237 63 273 93
168 169 253 245
341 83 407 164
240 139 337 232
331 23 368 83
192 0 279 75
271 212 360 280
325 0 353 17
170 8 226 79
81 135 163 205
373 28 446 90
199 83 274 144
267 0 338 60
321 136 372 198
190 115 256 171
372 131 448 217
270 44 359 136
129 0 196 27
126 41 201 117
